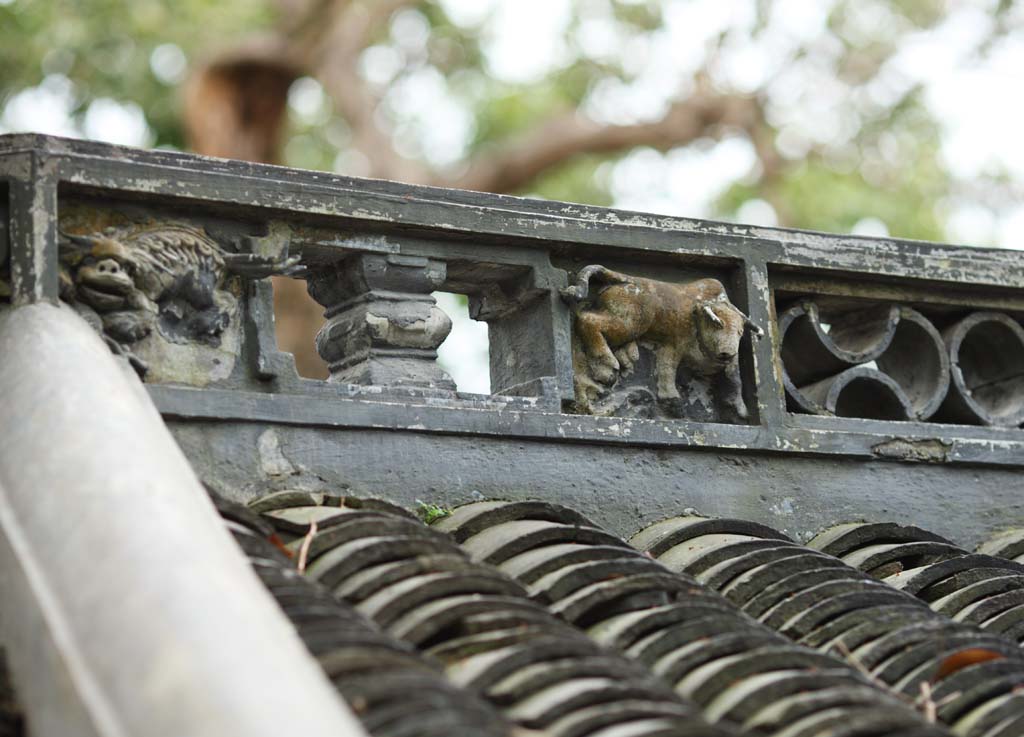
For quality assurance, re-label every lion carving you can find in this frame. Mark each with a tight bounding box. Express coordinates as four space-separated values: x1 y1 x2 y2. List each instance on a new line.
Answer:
59 223 298 376
561 265 762 420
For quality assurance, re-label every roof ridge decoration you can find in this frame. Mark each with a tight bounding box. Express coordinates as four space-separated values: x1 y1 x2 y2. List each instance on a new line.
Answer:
0 303 368 737
3 136 1024 419
779 301 1024 426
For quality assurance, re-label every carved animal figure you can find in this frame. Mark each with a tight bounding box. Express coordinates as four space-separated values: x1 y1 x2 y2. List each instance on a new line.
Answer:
561 265 762 419
59 223 298 372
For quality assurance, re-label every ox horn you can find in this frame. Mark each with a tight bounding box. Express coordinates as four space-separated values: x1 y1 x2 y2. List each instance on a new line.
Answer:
700 304 724 327
733 306 765 338
717 300 765 338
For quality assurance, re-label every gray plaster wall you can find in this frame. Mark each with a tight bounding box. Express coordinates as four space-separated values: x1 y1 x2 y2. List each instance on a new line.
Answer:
171 420 1023 550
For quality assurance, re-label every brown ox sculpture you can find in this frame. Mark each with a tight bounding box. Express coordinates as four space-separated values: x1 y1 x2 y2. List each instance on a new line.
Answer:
561 265 762 419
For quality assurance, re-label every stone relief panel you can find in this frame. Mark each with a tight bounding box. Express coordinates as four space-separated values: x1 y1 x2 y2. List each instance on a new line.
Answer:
57 216 297 385
561 265 762 422
779 299 1024 427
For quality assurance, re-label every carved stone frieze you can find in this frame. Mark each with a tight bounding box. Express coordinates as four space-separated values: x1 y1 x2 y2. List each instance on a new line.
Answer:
57 220 298 383
560 265 761 421
307 253 455 391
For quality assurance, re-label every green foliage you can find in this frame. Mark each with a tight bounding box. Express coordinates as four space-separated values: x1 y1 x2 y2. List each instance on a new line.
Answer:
469 81 580 153
0 0 274 148
608 1 663 32
0 0 993 244
718 155 945 241
417 501 452 525
525 154 615 206
717 86 949 240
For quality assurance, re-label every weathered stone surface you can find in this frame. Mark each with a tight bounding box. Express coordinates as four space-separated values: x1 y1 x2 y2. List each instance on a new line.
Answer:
817 613 943 661
933 577 1024 614
304 536 464 588
979 529 1024 562
743 569 872 619
630 517 791 559
676 647 844 705
705 670 874 724
434 500 596 542
659 536 797 577
357 572 525 627
741 685 890 733
57 214 297 383
587 601 742 651
631 622 777 667
698 543 812 590
308 253 455 390
839 541 964 577
336 555 483 603
529 558 675 605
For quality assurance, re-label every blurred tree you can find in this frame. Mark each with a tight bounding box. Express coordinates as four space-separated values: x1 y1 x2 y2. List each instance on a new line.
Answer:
1 0 1017 378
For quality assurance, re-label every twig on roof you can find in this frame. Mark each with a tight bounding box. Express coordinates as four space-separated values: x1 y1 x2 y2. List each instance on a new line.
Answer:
297 517 318 574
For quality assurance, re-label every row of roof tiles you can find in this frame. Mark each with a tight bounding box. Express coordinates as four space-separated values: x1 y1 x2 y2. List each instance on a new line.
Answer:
216 493 1024 737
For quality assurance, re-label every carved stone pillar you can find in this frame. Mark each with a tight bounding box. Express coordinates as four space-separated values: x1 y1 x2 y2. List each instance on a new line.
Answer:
308 254 455 390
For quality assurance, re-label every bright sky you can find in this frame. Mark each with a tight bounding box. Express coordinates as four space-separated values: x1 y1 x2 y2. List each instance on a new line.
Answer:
2 0 1021 393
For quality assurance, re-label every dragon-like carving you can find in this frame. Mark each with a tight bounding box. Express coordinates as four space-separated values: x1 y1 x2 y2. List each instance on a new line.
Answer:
59 223 298 377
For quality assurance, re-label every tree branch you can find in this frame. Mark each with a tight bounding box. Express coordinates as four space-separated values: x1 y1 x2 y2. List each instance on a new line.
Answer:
186 2 782 201
184 0 424 176
305 0 430 182
447 91 767 194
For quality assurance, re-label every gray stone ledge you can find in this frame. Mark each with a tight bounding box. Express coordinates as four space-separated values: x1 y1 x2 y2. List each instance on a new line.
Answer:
150 385 1024 468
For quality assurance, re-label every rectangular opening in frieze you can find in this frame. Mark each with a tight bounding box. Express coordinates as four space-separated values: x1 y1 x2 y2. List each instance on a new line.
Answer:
272 274 328 380
772 278 1024 428
434 291 490 395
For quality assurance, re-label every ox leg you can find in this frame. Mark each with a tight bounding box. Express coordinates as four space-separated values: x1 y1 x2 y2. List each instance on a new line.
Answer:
576 311 623 385
653 344 682 400
613 341 640 377
717 358 749 421
571 332 605 413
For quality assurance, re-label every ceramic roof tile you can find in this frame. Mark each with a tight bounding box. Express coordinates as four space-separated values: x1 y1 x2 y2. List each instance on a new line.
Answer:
239 493 731 737
238 493 965 737
634 515 1024 736
213 497 514 737
809 522 1024 645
